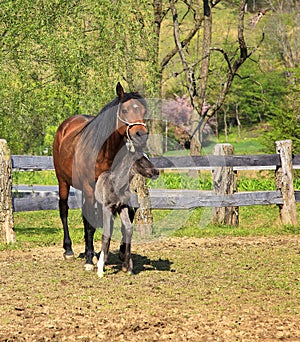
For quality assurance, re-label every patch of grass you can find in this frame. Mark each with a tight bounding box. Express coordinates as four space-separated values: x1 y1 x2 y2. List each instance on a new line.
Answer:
3 203 297 252
148 172 212 190
149 170 283 191
217 125 267 155
171 205 300 238
0 209 102 251
13 170 57 186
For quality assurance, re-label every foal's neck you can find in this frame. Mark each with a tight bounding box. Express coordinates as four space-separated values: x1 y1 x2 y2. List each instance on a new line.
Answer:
111 150 134 193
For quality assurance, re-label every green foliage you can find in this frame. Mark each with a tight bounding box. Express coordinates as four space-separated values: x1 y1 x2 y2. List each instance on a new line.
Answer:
263 69 300 153
0 1 299 155
0 0 156 154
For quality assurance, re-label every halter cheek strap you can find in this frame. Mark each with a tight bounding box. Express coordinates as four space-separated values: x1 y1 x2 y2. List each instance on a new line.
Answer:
116 104 147 152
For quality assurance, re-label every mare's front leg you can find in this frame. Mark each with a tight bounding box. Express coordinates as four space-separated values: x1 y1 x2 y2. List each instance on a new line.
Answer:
119 206 134 275
97 206 113 278
58 182 74 260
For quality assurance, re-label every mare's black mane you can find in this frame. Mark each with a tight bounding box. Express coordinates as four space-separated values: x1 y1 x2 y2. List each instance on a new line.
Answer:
76 92 147 165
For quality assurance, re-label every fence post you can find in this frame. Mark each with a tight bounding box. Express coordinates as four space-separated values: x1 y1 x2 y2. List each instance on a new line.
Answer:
130 174 153 239
212 143 239 226
0 139 16 243
275 140 297 225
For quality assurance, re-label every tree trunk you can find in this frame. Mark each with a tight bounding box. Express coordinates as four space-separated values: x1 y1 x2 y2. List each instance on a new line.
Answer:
0 139 16 243
190 0 212 156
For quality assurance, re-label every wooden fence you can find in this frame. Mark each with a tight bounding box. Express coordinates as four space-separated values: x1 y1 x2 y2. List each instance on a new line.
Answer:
1 139 299 243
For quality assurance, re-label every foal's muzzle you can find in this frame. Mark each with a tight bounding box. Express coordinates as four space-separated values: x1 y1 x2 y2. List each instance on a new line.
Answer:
130 127 149 148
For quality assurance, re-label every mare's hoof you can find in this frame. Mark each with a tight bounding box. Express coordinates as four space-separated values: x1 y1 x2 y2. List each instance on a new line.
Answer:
63 252 75 261
84 263 94 271
92 255 99 264
79 252 99 261
78 252 85 259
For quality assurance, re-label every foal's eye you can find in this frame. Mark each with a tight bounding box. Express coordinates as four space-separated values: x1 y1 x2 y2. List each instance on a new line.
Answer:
122 109 128 115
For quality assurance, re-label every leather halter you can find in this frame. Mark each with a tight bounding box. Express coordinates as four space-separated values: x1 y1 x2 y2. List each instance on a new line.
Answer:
116 103 147 152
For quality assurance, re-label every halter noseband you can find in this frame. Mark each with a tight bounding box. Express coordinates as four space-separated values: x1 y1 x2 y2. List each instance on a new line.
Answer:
116 103 147 152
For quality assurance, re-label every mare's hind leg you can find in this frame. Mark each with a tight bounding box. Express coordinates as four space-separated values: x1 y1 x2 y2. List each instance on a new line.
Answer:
58 182 74 260
119 206 134 275
83 216 96 271
81 188 101 271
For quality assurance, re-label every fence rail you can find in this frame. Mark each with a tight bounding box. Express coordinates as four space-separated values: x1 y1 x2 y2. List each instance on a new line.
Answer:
11 153 300 171
12 185 300 212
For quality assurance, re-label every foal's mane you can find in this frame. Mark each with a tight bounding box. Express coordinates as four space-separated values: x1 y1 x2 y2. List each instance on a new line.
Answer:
75 91 147 170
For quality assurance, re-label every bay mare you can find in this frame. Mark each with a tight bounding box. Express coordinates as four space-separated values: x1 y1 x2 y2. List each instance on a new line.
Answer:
53 83 149 272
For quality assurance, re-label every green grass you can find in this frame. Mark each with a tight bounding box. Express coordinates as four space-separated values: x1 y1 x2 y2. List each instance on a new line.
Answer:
216 125 266 154
2 202 298 252
13 170 57 186
171 205 300 238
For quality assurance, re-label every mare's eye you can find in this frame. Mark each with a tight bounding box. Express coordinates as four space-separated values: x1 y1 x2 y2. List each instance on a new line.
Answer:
122 109 128 115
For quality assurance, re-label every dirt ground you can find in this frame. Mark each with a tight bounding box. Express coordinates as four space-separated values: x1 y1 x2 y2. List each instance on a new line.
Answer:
0 236 299 341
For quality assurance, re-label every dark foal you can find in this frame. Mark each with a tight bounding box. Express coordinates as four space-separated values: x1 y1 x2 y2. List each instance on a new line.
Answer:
95 148 159 277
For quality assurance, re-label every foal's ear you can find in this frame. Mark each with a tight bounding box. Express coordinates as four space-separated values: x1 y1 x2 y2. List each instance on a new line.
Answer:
116 82 125 99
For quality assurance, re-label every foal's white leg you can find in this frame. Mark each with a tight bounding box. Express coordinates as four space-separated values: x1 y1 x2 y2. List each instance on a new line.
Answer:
97 251 105 278
97 206 113 278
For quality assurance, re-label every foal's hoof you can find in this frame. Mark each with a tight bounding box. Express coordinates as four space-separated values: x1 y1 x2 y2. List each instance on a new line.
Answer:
63 252 75 261
122 266 134 276
84 263 94 272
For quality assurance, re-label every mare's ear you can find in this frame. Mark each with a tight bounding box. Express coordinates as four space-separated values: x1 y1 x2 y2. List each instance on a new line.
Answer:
116 82 125 99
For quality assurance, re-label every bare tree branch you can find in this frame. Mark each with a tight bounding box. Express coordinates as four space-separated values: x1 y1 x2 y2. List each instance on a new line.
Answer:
210 47 233 74
161 2 204 69
169 0 196 102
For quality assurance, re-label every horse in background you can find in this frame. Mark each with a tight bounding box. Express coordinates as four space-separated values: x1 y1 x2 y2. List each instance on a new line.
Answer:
95 147 159 277
53 83 149 271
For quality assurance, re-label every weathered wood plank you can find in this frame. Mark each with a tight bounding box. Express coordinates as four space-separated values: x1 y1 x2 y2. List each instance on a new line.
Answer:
149 189 284 209
11 155 54 170
13 185 296 211
10 154 300 171
12 186 138 212
13 186 79 212
150 154 281 169
292 154 300 168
